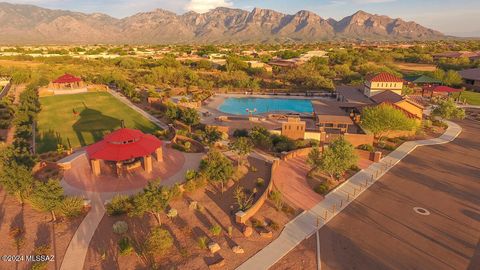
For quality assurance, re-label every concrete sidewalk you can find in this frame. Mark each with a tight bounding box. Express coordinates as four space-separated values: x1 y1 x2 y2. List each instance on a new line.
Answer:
60 194 105 270
107 89 169 130
236 121 462 270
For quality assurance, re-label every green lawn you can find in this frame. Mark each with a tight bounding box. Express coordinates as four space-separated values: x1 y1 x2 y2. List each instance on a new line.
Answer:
456 90 480 106
37 92 159 153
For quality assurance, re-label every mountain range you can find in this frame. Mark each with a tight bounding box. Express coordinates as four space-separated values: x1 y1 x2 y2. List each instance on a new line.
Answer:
0 2 446 44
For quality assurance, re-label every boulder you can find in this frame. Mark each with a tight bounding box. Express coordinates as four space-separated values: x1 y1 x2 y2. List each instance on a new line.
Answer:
232 246 244 254
260 230 273 239
242 226 253 237
208 258 225 269
208 242 221 254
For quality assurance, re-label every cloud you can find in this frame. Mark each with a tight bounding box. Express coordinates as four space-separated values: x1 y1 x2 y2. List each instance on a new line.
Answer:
185 0 233 13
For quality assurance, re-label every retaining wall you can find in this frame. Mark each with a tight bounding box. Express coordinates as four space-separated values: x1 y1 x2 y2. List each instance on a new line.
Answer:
235 159 278 224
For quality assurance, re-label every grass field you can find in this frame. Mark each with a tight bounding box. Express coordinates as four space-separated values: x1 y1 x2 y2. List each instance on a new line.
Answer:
394 62 437 72
37 92 159 153
455 90 480 105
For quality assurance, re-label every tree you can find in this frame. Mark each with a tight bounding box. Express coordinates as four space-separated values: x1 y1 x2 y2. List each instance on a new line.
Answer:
319 137 358 182
228 137 253 165
200 150 234 193
0 161 34 204
443 70 463 87
165 102 180 121
203 126 222 146
30 179 64 221
432 98 466 120
144 227 173 255
307 147 322 172
362 104 417 140
180 108 200 128
130 180 173 225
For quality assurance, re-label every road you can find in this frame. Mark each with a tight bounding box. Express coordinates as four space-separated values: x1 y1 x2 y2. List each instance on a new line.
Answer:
319 115 480 270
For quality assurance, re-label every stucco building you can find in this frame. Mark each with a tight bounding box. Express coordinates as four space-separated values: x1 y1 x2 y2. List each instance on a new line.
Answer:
364 72 404 97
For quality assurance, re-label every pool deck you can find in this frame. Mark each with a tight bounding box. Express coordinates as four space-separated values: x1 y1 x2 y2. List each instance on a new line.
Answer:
201 94 336 124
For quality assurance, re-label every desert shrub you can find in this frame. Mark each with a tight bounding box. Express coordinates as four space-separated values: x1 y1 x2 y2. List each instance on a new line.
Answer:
233 129 249 138
432 119 448 128
106 194 131 216
118 237 134 256
185 169 197 181
184 141 192 151
314 182 330 195
9 226 25 249
256 178 265 187
423 119 433 128
113 221 129 234
268 189 284 211
210 225 222 236
251 218 264 229
197 236 208 249
184 174 207 192
268 220 280 231
31 245 51 270
358 144 374 152
382 144 397 151
59 196 84 218
145 227 173 255
167 208 178 218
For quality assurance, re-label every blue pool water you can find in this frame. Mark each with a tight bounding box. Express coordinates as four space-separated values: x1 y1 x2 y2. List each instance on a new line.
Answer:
218 97 313 115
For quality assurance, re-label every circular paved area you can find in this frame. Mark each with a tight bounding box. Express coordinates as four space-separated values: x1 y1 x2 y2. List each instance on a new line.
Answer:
63 145 185 193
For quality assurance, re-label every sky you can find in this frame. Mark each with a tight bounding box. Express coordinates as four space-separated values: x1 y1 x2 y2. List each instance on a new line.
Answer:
6 0 480 36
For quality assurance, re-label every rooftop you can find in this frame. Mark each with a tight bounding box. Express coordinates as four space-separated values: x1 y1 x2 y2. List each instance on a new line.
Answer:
86 128 162 161
370 90 404 104
404 74 441 84
53 73 82 84
336 86 374 105
459 68 480 81
366 72 403 83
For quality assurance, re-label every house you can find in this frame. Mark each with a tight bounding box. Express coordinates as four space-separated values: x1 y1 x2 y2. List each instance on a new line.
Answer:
364 72 404 97
433 51 480 61
246 61 273 72
268 58 298 68
369 91 424 121
459 68 480 91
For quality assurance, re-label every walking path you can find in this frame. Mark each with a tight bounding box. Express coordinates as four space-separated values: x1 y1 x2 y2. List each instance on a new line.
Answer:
60 194 105 270
236 121 462 270
107 89 169 130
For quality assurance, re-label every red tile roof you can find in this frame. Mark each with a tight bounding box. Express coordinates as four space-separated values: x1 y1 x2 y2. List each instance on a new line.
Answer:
86 128 162 161
53 74 82 84
366 72 403 83
431 86 462 93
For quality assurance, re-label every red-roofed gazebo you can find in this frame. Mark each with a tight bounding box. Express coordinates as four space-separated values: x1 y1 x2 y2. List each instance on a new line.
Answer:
86 128 163 177
49 73 84 90
422 85 462 98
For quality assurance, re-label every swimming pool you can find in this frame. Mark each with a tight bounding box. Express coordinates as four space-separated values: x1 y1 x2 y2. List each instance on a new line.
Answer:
218 97 313 115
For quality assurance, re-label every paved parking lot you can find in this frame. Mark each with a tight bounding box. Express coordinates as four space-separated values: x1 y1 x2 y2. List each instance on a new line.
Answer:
319 116 480 270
